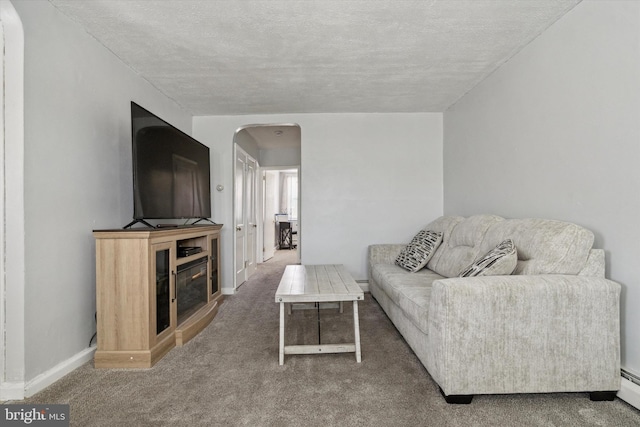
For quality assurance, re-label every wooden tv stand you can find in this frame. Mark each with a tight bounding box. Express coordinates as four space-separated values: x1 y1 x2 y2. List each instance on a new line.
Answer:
93 224 223 368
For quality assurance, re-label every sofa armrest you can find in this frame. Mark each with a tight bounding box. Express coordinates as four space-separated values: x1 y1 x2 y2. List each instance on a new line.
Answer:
368 244 406 266
426 274 621 396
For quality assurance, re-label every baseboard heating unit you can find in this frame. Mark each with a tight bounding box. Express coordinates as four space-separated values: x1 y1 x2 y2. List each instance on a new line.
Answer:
619 369 640 410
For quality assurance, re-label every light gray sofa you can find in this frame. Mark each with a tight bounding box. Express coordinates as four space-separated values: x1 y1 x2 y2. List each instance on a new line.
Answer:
368 215 621 404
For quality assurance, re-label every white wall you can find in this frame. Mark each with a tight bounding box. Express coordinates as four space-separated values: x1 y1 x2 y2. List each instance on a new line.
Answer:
13 0 192 384
443 1 640 375
193 113 443 290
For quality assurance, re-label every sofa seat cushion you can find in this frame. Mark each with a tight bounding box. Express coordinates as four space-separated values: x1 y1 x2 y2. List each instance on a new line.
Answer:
371 263 445 334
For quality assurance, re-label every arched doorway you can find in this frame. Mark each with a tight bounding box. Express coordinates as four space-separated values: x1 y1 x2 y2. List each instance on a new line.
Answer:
232 124 301 290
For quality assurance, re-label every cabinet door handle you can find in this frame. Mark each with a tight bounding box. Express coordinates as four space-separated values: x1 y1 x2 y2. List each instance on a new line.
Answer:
171 270 176 302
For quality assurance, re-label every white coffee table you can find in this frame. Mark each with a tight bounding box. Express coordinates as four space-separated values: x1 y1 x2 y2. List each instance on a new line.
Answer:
275 264 364 365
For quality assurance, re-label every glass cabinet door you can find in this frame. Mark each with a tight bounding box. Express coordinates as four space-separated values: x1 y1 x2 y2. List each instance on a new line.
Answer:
154 245 172 335
210 236 220 298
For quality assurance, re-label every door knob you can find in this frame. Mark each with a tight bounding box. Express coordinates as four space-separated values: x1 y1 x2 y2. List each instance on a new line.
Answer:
236 226 241 231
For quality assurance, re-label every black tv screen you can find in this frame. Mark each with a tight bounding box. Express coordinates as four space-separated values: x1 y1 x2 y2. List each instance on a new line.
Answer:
131 102 211 220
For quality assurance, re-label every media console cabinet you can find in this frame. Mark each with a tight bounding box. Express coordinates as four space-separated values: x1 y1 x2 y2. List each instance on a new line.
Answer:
93 224 223 368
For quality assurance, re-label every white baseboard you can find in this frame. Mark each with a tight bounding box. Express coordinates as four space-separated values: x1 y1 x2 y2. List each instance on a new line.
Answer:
356 280 369 293
1 381 26 401
618 377 640 410
23 346 96 398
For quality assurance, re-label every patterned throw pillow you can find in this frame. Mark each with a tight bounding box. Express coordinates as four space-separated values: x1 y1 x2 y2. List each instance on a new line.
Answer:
459 239 517 277
395 230 443 272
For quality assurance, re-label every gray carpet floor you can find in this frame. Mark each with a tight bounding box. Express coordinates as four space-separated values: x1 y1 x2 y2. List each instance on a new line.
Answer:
18 250 640 426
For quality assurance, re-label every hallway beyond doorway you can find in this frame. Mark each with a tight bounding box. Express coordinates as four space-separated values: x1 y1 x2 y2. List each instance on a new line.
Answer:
263 249 299 266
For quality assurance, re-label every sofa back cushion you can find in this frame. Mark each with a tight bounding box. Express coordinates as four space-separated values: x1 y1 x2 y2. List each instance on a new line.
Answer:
477 218 595 275
427 215 504 278
422 215 464 270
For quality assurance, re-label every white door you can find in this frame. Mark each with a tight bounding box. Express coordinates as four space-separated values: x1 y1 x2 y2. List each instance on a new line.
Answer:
245 156 257 278
263 171 277 261
234 149 246 287
234 145 259 289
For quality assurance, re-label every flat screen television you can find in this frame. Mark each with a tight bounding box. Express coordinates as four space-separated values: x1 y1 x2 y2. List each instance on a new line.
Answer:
129 102 211 227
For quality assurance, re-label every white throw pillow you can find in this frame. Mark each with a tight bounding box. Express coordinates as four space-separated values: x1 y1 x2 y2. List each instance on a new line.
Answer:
395 230 443 272
459 239 517 277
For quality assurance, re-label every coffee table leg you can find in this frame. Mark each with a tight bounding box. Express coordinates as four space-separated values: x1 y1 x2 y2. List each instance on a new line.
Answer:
353 300 362 363
279 302 285 365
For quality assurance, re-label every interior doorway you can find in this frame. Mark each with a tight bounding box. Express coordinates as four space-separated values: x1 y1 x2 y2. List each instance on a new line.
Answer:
233 124 301 291
262 167 299 263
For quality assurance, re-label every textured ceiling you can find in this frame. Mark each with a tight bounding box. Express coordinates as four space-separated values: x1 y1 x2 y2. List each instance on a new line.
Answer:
49 0 580 116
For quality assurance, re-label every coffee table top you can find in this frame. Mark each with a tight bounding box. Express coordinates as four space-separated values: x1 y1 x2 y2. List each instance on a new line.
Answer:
275 264 364 303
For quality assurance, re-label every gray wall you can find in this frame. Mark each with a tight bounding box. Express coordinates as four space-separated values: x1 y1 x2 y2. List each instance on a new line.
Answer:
233 129 259 160
13 0 192 384
443 1 640 374
234 128 301 167
193 113 443 290
259 147 301 168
